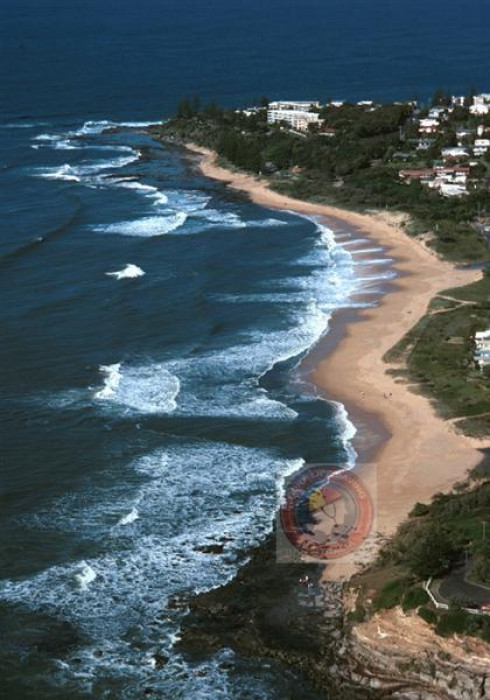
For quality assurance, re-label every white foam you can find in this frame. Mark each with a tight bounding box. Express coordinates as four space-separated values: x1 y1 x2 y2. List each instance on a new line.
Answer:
3 189 396 695
0 121 51 129
332 400 358 467
114 180 169 205
74 562 97 590
69 119 158 138
95 212 187 237
94 363 180 414
251 218 288 227
106 264 145 280
0 443 302 642
37 164 81 182
117 508 139 526
197 208 247 228
118 120 159 128
34 153 139 183
354 257 393 266
34 133 64 142
352 246 384 254
94 363 121 399
357 270 397 281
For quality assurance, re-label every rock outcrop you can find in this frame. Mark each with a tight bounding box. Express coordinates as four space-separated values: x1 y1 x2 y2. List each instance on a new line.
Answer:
177 537 490 699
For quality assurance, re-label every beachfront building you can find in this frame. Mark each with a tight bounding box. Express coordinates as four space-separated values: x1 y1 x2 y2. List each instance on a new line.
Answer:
267 101 322 132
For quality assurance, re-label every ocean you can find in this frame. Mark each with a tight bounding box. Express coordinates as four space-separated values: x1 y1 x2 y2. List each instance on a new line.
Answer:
1 1 489 698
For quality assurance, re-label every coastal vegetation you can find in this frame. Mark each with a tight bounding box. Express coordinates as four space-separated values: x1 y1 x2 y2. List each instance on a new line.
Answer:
158 92 490 264
353 469 490 641
385 270 490 436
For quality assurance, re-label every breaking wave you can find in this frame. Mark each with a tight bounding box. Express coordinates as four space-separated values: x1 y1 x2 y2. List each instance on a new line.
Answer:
105 264 145 279
94 363 180 414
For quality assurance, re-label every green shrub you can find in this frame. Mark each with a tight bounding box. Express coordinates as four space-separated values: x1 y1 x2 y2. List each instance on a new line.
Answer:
410 502 430 518
347 603 367 623
435 609 470 637
373 577 411 610
402 586 430 611
418 606 437 625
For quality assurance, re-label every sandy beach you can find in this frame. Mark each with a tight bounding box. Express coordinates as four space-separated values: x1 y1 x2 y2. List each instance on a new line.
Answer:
187 143 490 546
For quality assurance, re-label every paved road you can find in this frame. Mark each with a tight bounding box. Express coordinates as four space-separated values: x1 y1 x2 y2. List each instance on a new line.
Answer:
438 565 490 606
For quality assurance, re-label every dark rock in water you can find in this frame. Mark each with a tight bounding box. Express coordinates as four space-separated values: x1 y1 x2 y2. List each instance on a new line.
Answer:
167 594 191 610
153 652 169 669
195 543 225 555
178 535 376 699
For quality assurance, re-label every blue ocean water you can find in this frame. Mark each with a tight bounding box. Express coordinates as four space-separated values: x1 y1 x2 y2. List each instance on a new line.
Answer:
1 1 489 698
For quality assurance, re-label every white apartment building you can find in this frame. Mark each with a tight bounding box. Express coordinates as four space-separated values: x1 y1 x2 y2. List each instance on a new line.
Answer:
470 94 490 115
268 100 320 111
267 101 322 132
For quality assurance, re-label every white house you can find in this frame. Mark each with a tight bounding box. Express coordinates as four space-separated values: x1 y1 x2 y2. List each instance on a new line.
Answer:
428 106 447 120
419 118 440 135
451 96 466 107
441 146 469 160
438 182 468 197
470 103 490 116
474 138 490 156
456 126 476 140
416 138 436 150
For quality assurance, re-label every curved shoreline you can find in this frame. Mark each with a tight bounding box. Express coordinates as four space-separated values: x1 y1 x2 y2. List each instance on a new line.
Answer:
186 143 490 545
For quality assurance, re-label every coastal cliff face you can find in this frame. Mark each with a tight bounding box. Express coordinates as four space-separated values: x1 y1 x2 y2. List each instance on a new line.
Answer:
177 538 490 699
339 608 490 699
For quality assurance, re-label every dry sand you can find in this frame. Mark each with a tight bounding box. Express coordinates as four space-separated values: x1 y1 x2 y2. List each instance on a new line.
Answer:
186 143 489 544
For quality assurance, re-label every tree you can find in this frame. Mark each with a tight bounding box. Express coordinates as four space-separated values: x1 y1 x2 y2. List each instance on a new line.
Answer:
408 522 461 579
176 95 201 120
431 88 451 107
